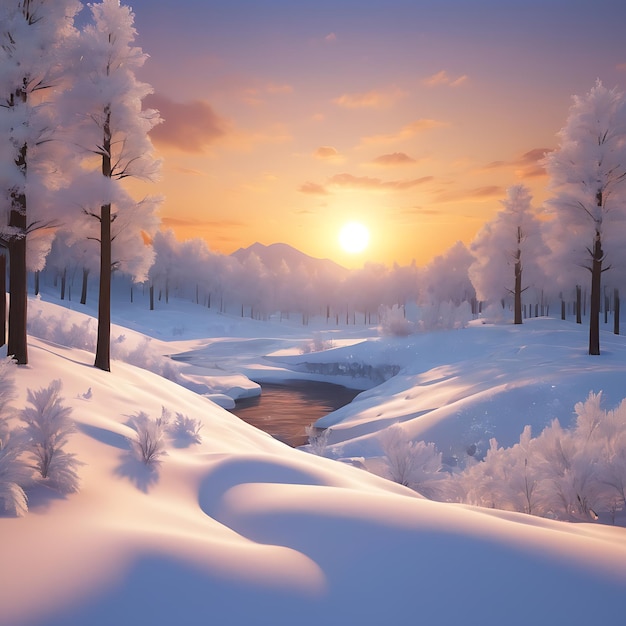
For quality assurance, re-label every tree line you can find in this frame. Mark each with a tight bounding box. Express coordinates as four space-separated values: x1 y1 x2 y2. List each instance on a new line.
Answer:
2 2 626 372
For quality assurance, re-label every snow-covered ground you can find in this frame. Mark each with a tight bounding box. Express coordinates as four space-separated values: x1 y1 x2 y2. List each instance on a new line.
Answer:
1 288 626 626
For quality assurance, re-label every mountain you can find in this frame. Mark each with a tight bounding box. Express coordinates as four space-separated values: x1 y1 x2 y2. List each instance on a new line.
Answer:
231 242 349 277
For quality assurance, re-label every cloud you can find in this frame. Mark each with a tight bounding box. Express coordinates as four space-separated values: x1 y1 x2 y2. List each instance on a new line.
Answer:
329 173 434 191
146 93 228 153
313 146 342 160
433 185 505 203
333 87 406 109
325 32 337 42
161 216 244 229
265 83 294 94
371 152 416 166
299 181 329 195
483 148 550 178
422 70 468 87
361 119 446 145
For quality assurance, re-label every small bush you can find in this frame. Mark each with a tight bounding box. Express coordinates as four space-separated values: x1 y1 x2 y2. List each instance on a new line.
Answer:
380 424 443 498
378 305 414 337
305 426 331 456
20 380 81 494
128 407 169 466
0 436 31 516
168 412 203 446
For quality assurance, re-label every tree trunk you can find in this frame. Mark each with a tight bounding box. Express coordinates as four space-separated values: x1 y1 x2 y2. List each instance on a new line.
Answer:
80 267 89 305
514 257 522 324
60 267 67 300
576 285 582 324
34 270 39 296
614 288 620 335
94 105 112 372
149 283 154 310
0 254 6 347
7 185 28 364
94 203 112 371
588 233 602 355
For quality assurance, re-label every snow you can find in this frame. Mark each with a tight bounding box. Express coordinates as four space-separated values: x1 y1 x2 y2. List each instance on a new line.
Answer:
1 288 626 626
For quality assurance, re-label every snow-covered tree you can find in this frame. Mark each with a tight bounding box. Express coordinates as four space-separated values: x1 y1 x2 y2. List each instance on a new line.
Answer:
469 185 546 324
62 0 161 371
420 241 475 306
543 80 626 355
20 379 80 494
0 0 81 363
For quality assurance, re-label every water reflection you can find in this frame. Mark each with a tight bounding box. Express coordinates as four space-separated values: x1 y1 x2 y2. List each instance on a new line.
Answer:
230 380 359 447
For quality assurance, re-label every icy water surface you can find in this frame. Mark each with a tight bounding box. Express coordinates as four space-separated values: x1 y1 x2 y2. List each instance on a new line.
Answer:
230 380 360 447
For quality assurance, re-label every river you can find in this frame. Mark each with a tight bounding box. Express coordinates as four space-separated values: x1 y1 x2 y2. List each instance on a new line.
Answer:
230 380 360 447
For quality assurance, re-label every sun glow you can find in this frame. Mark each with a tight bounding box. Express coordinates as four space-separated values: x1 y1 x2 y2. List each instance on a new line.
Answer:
338 221 370 254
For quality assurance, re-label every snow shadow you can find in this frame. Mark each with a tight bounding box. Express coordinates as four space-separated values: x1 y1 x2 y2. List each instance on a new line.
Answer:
114 454 161 493
78 423 131 450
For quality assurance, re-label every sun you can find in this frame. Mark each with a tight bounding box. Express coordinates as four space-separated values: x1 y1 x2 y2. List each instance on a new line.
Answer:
338 221 370 254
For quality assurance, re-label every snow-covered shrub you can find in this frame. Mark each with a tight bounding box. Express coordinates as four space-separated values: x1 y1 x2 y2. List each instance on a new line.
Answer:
305 425 331 456
378 304 414 337
113 337 182 383
300 332 334 354
0 437 31 517
478 302 511 325
128 407 169 466
417 300 472 332
0 357 17 441
448 392 626 523
0 357 31 516
28 310 97 352
455 426 544 515
20 380 81 494
379 424 443 498
167 412 202 446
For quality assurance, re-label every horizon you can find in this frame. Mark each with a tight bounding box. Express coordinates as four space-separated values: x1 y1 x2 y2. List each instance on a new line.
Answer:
122 0 626 268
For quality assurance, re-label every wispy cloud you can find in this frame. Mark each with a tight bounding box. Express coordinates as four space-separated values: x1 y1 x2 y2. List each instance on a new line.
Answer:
371 152 416 166
333 86 406 109
161 216 244 229
483 148 550 178
422 70 468 87
361 119 446 145
299 181 329 195
433 185 504 203
313 146 343 161
329 173 434 191
146 93 228 153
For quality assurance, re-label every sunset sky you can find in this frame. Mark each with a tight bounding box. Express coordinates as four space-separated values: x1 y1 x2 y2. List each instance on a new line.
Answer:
124 0 626 268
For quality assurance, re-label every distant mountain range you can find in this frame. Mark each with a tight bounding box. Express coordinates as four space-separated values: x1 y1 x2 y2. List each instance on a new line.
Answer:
231 242 349 277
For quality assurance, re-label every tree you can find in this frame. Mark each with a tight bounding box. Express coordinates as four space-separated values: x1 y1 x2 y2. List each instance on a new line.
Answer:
0 0 80 364
63 0 161 371
543 80 626 355
420 241 475 306
469 185 546 324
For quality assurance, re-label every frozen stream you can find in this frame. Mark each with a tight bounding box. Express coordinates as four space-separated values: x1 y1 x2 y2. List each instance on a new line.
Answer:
230 380 360 447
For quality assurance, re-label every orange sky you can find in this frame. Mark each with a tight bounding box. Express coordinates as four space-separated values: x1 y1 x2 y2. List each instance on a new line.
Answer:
125 0 626 268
